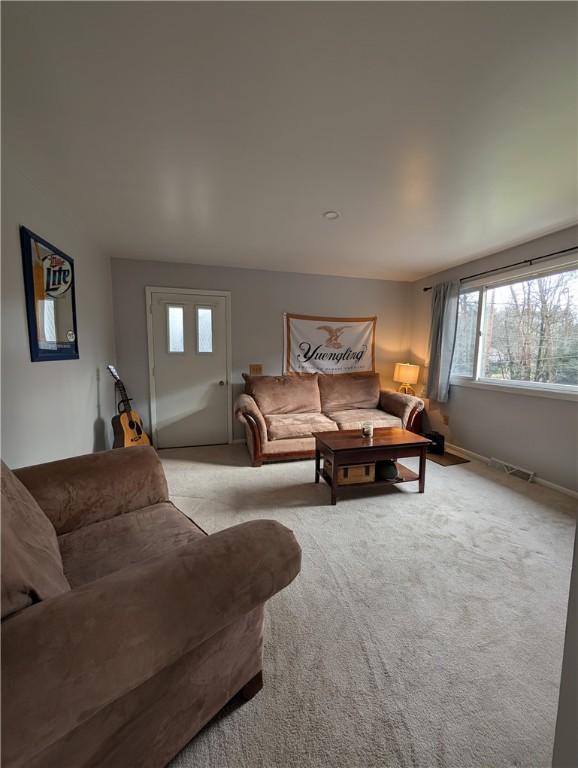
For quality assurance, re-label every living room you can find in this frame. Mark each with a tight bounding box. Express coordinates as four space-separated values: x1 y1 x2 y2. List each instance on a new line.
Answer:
1 2 577 768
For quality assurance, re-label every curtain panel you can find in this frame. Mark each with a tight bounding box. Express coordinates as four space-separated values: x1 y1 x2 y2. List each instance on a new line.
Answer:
426 280 460 402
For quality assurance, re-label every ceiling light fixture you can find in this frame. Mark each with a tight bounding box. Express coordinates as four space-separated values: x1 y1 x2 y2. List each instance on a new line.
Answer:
322 210 340 220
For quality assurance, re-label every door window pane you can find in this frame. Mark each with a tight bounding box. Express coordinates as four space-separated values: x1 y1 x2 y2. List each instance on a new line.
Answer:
452 291 480 377
197 307 213 353
167 305 184 353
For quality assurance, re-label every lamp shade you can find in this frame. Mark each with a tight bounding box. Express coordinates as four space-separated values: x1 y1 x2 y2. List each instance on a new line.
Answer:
393 363 420 385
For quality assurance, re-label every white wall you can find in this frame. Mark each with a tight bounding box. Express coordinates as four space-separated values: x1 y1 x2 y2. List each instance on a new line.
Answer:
1 161 116 468
110 258 413 440
409 225 578 492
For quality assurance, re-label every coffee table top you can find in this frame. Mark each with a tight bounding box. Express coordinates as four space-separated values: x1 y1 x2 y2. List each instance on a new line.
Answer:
313 427 431 452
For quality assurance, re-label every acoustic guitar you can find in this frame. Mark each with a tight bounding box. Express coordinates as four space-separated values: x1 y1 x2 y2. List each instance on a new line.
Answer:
107 365 151 448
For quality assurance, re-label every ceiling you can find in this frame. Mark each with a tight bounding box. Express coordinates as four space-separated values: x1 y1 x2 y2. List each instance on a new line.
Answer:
3 2 577 281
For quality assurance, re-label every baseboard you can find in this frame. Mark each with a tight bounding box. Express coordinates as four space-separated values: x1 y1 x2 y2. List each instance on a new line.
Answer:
445 443 487 464
531 477 578 500
446 442 578 500
231 438 245 445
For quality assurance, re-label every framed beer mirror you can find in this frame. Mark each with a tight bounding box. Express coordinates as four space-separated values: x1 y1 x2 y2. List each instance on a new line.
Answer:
20 226 79 361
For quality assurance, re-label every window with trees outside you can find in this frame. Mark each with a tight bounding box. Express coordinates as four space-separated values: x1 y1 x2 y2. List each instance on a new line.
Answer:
451 262 578 393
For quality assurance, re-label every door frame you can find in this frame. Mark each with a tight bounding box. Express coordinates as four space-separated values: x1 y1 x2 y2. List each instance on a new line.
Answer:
145 286 233 448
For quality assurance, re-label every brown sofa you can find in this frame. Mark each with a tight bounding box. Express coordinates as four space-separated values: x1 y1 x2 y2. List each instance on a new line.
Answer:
1 447 301 768
235 372 424 466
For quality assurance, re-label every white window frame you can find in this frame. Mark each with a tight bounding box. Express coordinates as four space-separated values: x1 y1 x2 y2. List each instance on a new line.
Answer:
450 255 578 401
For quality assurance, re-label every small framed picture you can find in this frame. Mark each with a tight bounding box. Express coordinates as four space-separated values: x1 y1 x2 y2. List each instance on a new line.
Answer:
20 226 79 362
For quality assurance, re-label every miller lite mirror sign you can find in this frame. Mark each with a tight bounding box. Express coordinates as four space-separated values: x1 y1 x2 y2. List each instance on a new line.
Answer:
284 313 376 374
20 226 79 361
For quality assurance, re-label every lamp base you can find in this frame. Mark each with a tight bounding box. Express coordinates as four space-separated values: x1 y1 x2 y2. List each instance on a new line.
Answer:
398 384 416 395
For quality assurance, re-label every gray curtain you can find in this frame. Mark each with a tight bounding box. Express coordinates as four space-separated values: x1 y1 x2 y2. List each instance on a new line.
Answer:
426 280 460 402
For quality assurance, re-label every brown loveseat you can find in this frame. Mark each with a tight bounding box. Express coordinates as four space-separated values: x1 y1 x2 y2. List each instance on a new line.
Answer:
1 447 301 768
235 372 424 466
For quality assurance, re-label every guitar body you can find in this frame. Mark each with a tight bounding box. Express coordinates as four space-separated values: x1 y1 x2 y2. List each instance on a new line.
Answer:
107 365 151 448
111 410 151 449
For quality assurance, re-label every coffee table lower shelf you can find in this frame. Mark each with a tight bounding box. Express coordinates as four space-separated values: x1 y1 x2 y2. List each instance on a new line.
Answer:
318 462 418 490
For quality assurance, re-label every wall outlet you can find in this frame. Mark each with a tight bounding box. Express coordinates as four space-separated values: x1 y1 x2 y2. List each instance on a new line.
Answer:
442 413 449 425
249 364 263 376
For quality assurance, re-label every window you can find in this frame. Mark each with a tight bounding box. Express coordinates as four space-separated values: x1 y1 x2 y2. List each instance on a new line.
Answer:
196 306 213 353
167 305 184 353
451 265 578 391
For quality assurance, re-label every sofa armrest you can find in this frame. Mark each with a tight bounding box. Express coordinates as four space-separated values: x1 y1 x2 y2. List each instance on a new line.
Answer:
379 390 424 430
14 446 169 535
235 394 268 466
234 394 267 439
2 519 301 767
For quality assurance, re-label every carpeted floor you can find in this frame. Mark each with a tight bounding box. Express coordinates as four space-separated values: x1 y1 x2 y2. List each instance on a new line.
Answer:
163 445 576 768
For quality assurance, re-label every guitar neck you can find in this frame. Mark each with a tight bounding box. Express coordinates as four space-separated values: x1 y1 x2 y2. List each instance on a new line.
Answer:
116 382 131 413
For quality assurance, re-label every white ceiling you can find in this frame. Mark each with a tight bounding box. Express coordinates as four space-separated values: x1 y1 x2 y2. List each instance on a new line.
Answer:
3 2 577 281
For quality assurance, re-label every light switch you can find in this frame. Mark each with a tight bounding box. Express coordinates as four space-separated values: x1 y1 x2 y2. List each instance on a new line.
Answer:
249 364 263 376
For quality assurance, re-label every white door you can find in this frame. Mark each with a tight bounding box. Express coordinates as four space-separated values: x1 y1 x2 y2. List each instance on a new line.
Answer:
148 289 231 448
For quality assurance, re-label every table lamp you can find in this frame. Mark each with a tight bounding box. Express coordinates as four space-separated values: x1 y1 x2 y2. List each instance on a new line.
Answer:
393 363 420 395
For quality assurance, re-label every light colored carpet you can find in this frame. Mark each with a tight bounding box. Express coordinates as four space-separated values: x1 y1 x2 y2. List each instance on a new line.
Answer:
163 445 576 768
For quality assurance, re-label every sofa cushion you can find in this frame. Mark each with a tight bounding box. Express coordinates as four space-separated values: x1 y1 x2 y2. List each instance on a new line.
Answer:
318 372 380 411
1 461 70 619
326 408 402 431
243 374 321 415
58 502 206 588
265 413 338 441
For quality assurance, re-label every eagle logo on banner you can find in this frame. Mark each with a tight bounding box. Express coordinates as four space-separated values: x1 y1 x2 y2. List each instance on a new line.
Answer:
316 325 352 349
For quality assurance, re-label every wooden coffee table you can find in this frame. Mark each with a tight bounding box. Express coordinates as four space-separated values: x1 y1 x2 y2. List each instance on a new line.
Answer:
314 428 432 505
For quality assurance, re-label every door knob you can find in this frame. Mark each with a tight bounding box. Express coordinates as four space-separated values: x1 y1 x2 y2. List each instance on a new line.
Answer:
219 380 225 386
